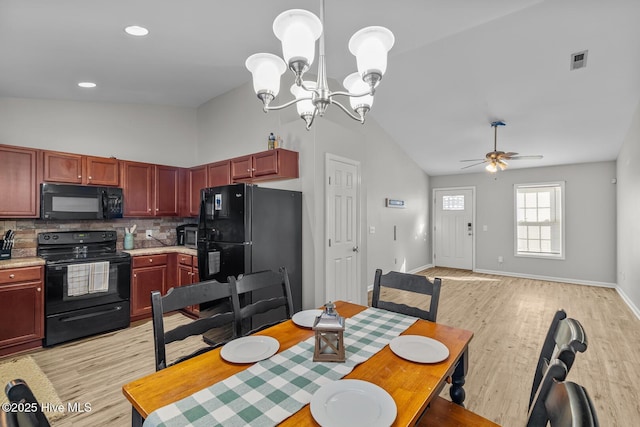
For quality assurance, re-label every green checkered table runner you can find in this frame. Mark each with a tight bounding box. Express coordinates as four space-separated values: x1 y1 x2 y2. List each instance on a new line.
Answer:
143 307 417 427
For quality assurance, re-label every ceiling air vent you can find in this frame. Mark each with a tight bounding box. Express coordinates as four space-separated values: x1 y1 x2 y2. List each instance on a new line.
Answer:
570 50 588 70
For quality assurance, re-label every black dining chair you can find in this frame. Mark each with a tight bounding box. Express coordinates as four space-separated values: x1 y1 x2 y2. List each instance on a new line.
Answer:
529 309 588 408
371 269 442 322
151 279 237 371
2 379 50 427
229 267 294 336
527 357 599 426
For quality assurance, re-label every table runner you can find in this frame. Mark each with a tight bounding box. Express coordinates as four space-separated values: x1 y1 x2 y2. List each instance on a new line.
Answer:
143 307 417 427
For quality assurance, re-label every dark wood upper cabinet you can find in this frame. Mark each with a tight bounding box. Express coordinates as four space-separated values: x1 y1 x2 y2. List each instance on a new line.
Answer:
208 160 232 187
121 160 179 217
187 165 208 217
43 150 119 186
0 145 40 218
230 148 299 183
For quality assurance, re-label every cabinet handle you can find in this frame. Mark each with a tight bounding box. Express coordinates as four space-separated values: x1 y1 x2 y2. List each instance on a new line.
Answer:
155 208 159 211
37 287 41 292
78 175 82 179
9 274 14 279
148 208 151 212
133 273 137 278
149 258 153 263
88 176 93 180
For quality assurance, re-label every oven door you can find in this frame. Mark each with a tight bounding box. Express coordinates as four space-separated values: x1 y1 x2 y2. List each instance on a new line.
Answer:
45 257 131 316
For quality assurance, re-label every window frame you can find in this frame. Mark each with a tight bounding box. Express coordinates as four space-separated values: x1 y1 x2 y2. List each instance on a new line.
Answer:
513 181 565 260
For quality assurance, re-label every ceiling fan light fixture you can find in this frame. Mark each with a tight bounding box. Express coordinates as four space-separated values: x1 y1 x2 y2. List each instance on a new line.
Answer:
485 162 498 173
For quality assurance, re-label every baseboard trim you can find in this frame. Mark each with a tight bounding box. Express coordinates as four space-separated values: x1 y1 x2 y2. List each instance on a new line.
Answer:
615 286 640 320
473 268 616 289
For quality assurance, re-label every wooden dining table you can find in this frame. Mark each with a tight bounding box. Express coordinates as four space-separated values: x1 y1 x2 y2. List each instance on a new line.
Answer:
122 301 473 426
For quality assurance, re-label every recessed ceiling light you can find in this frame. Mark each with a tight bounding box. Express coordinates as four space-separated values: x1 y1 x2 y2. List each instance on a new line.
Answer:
78 82 97 88
125 25 149 37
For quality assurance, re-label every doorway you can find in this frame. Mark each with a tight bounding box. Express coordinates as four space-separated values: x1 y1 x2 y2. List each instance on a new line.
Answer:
433 187 475 270
325 154 361 304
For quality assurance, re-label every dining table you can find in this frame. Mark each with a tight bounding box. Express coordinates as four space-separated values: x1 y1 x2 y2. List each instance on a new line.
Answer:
122 301 473 427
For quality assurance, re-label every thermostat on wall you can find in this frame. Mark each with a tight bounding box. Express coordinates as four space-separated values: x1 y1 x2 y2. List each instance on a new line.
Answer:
385 198 406 208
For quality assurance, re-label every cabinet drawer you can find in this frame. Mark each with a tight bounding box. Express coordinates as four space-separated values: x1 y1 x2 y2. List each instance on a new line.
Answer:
177 254 193 266
133 254 168 268
0 266 43 285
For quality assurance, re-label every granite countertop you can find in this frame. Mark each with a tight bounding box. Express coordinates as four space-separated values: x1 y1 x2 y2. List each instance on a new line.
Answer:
0 257 46 269
123 246 198 257
0 247 197 270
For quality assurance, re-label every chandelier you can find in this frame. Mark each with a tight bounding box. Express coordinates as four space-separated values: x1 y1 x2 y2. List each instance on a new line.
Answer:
245 0 394 130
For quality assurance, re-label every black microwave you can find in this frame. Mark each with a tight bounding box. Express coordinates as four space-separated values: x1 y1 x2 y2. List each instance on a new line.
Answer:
176 224 198 249
40 183 124 220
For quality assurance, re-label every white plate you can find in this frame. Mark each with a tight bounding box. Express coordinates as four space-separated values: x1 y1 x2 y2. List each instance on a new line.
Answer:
220 336 279 364
292 309 323 328
389 335 449 363
310 379 397 427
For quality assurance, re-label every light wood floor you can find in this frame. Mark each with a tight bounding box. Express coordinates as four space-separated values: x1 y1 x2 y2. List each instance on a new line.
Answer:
3 267 639 426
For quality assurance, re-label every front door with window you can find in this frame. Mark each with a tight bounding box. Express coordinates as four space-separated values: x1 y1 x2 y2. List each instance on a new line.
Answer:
433 188 474 269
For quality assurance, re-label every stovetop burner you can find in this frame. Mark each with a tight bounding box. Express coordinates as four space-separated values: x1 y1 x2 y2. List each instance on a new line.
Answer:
37 230 129 264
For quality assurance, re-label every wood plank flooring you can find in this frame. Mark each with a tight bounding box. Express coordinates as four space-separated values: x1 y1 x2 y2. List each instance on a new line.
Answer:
2 267 638 426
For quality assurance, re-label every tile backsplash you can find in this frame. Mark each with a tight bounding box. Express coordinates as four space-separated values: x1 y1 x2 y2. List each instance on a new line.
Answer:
0 218 196 258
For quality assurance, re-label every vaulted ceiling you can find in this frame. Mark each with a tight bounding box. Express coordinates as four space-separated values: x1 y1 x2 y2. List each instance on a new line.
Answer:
1 0 638 175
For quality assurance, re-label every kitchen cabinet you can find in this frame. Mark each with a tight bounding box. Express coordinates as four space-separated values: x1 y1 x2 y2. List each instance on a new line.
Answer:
43 150 119 186
230 148 298 183
130 254 168 321
0 266 44 356
186 165 208 217
121 161 180 217
0 145 40 218
176 254 200 316
208 160 231 187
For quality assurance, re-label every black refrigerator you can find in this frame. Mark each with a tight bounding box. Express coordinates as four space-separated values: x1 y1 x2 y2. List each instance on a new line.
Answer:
197 183 302 325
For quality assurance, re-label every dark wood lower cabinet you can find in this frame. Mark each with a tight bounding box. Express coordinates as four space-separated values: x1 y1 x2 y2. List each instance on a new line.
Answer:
130 255 168 322
0 266 44 356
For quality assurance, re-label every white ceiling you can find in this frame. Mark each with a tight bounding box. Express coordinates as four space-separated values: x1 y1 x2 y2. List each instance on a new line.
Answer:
1 0 639 175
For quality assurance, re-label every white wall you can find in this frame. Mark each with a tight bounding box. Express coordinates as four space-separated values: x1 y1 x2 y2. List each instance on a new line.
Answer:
616 101 640 318
0 97 198 167
431 161 617 286
196 82 430 308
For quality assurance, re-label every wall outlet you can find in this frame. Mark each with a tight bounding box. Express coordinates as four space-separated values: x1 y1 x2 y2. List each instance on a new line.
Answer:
145 230 153 239
498 255 503 263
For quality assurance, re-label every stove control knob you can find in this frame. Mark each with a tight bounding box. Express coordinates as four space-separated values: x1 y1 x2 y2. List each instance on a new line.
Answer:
43 235 50 240
52 235 59 240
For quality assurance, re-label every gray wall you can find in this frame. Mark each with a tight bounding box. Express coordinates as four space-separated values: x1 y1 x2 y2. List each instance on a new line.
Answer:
616 101 640 318
0 97 198 167
431 161 617 286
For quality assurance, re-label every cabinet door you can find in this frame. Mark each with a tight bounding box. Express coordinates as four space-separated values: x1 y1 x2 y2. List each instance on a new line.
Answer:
121 161 154 217
188 165 208 217
156 165 180 216
131 265 167 318
0 281 44 348
252 150 279 177
43 151 83 184
0 145 40 218
208 160 231 187
86 156 119 186
230 155 253 180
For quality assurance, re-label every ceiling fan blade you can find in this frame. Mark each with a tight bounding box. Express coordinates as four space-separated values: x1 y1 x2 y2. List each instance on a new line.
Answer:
501 152 519 159
460 158 486 162
510 155 544 160
460 161 486 170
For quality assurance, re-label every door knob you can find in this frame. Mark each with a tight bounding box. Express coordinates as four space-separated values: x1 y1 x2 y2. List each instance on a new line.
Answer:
352 246 359 253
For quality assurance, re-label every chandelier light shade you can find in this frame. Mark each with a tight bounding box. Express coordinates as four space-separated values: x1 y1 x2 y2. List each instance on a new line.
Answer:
245 0 394 130
245 53 286 104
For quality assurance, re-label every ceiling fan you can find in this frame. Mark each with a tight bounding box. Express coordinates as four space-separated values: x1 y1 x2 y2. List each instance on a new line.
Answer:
460 121 543 172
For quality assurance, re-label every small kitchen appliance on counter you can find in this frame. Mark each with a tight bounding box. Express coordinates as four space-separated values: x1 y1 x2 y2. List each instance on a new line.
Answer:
176 224 198 248
0 229 14 260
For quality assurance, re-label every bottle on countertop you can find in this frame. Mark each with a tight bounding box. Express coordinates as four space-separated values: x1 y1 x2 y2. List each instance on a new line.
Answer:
268 132 276 150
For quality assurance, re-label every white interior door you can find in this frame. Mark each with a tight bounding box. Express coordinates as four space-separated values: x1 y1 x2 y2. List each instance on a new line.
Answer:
325 154 361 304
433 188 474 269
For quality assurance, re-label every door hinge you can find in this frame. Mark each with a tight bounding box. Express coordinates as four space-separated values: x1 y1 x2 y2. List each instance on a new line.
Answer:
329 238 332 247
328 176 331 185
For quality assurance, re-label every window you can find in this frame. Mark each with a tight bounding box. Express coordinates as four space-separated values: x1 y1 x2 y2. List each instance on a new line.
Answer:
515 182 564 259
442 195 465 211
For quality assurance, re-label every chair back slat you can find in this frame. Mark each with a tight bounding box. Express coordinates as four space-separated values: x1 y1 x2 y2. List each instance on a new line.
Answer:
4 379 51 427
371 269 442 322
229 267 294 336
152 279 236 371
